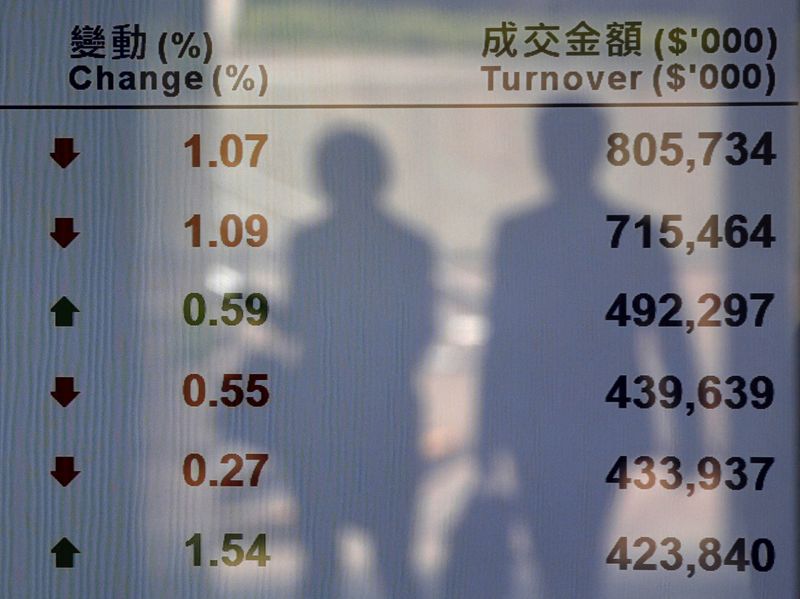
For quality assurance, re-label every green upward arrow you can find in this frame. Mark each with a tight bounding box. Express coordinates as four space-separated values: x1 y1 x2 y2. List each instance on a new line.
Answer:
50 297 79 327
51 537 80 568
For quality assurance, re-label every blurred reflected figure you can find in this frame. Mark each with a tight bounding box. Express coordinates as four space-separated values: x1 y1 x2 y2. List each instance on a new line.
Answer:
288 128 432 598
445 108 694 598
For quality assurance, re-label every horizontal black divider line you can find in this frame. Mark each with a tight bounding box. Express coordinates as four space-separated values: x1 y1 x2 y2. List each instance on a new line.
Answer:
0 101 797 110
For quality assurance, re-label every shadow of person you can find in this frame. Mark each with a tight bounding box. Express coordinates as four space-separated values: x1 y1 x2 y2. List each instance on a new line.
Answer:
286 128 433 598
445 107 696 599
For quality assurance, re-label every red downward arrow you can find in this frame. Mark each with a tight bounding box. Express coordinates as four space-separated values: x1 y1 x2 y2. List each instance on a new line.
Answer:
50 138 80 169
51 377 80 408
50 217 79 248
51 456 80 487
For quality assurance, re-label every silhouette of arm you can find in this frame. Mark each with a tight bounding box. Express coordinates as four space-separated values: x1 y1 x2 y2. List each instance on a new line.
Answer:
409 241 435 368
479 221 523 466
652 252 699 459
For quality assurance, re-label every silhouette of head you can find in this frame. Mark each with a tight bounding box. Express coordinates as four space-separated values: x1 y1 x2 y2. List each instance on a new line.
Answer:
538 107 605 195
316 128 388 212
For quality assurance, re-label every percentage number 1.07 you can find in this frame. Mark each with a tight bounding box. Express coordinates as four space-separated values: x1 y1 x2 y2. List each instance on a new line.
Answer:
184 134 268 168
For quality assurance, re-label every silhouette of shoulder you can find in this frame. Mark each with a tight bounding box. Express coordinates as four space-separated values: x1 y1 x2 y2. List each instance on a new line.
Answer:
494 202 563 258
